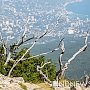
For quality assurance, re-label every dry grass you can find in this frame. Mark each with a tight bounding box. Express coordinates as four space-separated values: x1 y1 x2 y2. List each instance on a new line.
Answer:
36 83 54 90
19 83 27 90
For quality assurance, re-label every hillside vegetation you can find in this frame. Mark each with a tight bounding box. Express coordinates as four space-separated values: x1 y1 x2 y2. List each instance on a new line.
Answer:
0 45 56 83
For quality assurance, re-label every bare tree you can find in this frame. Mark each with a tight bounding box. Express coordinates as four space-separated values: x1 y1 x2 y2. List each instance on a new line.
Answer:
37 61 52 84
56 38 65 87
8 30 48 76
31 33 89 86
4 17 33 66
55 32 89 87
36 32 89 87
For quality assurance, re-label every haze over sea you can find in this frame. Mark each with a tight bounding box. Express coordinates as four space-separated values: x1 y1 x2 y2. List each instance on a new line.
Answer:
66 0 90 18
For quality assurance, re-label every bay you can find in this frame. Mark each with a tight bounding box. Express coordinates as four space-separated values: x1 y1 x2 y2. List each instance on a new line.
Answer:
66 0 90 18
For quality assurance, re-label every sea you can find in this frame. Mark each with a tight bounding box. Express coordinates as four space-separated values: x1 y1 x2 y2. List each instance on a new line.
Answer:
66 0 90 18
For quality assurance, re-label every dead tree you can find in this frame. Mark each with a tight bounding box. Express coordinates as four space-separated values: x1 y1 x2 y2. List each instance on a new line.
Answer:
56 38 65 87
4 17 34 66
0 22 60 77
56 32 89 86
37 62 52 84
8 30 48 76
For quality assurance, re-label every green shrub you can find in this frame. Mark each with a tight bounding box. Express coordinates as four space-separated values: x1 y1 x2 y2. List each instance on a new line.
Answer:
0 46 56 83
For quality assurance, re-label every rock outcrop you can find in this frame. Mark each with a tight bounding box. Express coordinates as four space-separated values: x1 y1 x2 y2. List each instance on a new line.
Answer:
0 74 90 90
0 74 24 90
0 74 39 90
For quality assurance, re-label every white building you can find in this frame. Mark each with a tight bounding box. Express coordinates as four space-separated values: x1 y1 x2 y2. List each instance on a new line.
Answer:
67 27 75 34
